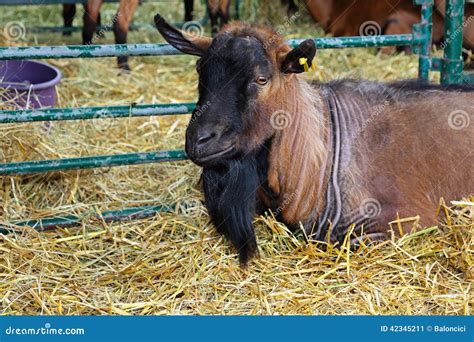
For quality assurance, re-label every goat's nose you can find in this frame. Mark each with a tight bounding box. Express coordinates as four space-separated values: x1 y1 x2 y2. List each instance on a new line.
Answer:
195 130 217 147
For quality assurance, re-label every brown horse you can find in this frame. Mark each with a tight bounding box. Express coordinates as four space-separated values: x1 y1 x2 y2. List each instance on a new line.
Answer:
304 0 473 53
63 0 139 70
185 0 300 35
206 0 232 35
62 0 229 68
153 15 473 264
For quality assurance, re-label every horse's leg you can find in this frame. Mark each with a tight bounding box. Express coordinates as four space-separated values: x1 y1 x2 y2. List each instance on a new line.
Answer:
281 0 299 17
285 0 299 16
83 0 103 44
62 4 76 36
184 0 194 22
207 0 219 36
218 0 231 27
114 0 139 71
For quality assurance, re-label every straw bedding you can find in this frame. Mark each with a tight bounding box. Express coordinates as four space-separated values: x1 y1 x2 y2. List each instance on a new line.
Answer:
0 1 472 315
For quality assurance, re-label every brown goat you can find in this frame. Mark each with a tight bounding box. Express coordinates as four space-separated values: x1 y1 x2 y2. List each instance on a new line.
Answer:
154 15 474 264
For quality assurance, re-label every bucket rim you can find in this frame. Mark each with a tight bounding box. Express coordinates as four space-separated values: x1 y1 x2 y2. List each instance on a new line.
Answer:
0 60 62 91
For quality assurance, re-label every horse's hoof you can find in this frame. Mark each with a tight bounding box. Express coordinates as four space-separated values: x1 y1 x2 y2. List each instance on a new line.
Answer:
118 64 132 75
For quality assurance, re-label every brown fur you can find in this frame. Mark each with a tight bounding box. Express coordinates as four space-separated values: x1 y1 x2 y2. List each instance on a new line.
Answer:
207 0 231 34
207 0 231 14
356 92 473 230
115 0 139 38
215 24 331 227
156 15 473 259
63 0 139 70
304 0 473 52
266 80 329 225
212 23 473 238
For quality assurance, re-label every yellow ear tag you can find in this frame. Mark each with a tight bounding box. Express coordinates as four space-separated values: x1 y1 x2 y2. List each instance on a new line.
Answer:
299 57 309 72
310 59 317 71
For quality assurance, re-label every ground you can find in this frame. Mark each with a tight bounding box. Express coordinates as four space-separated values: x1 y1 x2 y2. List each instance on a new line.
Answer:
0 1 472 315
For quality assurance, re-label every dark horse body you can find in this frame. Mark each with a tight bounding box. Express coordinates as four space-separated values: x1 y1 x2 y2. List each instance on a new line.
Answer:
154 15 474 264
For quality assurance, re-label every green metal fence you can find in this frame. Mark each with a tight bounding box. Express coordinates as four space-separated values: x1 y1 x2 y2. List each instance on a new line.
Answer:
0 0 471 232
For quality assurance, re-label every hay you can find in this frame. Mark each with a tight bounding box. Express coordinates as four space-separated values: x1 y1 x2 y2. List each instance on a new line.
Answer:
0 3 472 315
0 199 472 315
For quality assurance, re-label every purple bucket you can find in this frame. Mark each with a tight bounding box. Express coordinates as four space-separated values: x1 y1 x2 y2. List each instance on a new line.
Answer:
0 60 62 109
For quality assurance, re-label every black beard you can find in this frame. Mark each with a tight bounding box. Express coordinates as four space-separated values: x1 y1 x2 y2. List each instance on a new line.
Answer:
201 153 259 265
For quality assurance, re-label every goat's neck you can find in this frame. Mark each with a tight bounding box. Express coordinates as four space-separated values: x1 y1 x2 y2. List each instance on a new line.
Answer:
266 77 331 226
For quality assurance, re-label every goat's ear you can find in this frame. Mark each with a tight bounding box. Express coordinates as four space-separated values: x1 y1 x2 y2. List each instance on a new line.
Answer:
154 13 212 56
280 39 316 74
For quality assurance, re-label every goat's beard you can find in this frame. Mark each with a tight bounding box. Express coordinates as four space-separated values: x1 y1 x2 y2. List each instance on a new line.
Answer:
201 153 259 265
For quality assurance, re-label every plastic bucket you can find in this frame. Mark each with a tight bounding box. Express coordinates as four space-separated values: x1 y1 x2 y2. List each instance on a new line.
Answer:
0 60 62 109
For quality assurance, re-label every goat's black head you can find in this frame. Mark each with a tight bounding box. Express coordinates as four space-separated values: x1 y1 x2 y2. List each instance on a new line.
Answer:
155 14 316 167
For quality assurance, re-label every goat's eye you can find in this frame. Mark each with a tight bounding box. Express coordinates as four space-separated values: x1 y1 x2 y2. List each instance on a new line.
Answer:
256 76 269 86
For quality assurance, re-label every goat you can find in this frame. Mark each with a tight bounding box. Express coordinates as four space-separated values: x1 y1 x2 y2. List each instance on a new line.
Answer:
154 14 474 265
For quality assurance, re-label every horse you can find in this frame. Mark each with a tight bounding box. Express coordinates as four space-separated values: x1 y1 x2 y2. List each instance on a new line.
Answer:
304 0 473 55
63 0 139 71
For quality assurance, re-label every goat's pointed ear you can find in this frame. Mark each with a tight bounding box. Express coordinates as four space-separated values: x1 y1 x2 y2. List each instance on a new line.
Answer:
280 39 316 74
154 13 212 56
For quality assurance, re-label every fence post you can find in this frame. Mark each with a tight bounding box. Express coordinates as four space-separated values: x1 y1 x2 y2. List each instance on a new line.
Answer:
414 0 434 81
441 0 466 84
